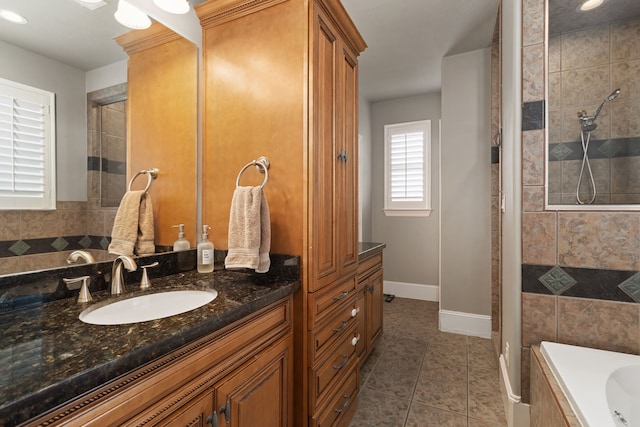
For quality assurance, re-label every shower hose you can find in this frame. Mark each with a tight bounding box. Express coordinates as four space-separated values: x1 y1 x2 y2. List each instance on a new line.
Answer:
576 130 596 205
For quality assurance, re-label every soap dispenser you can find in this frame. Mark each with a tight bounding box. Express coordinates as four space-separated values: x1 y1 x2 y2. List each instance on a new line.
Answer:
172 224 190 251
197 225 214 273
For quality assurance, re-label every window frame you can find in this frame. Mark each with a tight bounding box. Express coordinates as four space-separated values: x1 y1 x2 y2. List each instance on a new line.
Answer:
0 78 56 210
383 120 431 217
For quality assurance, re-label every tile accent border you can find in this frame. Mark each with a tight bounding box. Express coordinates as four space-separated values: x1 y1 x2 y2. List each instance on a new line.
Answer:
522 100 545 130
548 137 640 161
522 263 637 302
0 235 110 258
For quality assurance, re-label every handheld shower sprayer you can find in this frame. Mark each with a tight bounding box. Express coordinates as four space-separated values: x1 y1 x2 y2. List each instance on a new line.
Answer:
575 88 621 204
577 88 621 132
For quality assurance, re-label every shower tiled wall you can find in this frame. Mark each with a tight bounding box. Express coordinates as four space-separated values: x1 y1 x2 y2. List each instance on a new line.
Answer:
520 0 640 403
547 19 640 204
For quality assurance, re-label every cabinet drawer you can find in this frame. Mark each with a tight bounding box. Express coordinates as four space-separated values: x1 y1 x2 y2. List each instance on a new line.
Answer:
308 276 357 327
357 253 382 280
310 368 358 427
309 323 360 413
310 296 361 362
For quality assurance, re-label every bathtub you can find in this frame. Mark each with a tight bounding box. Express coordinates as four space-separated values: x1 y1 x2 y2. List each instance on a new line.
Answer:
540 341 640 427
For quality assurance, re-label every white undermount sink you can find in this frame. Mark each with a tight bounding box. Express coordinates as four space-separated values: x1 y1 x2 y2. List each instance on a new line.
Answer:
79 289 218 325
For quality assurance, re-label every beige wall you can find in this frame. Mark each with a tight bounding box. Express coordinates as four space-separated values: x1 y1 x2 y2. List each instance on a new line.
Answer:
520 0 640 404
440 49 492 320
370 93 441 287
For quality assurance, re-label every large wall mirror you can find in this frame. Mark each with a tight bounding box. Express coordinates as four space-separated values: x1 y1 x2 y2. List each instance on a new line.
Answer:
546 0 640 209
0 0 201 276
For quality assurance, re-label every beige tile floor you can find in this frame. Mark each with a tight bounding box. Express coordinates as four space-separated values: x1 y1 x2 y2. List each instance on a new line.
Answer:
349 298 507 427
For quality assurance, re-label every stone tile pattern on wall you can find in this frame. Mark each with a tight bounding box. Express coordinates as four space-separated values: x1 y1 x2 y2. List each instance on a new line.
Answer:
547 18 640 204
0 202 116 275
520 0 640 406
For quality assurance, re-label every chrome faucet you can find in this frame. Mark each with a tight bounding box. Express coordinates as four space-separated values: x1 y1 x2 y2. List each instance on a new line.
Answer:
110 255 137 295
66 250 96 264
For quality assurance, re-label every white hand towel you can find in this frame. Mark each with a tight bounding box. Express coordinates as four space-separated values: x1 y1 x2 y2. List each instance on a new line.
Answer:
108 191 155 256
225 186 271 273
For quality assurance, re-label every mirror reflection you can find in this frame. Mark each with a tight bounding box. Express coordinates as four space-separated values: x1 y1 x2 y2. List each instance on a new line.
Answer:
547 0 640 207
0 1 199 276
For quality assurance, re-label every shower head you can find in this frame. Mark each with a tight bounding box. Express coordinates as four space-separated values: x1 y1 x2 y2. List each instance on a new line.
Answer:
593 88 621 120
607 88 621 101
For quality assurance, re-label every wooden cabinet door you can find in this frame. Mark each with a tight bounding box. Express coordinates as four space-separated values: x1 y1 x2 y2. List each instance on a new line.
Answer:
213 336 292 427
336 39 359 279
365 270 384 352
154 391 214 427
311 4 340 291
310 4 360 291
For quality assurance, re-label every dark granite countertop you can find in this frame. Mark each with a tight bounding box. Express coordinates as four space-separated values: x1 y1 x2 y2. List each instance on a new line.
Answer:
0 266 300 426
358 242 386 260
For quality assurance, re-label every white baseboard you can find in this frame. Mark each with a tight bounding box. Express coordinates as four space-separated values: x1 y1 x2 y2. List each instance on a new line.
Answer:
383 280 439 301
499 354 530 427
439 309 492 338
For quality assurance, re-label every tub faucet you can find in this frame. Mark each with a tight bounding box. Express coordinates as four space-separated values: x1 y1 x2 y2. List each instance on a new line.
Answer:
66 250 96 264
111 255 137 295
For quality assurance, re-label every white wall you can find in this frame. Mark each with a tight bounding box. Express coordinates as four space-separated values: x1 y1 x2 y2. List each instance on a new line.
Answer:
370 93 441 297
0 41 87 201
440 48 492 336
86 60 127 93
0 42 128 203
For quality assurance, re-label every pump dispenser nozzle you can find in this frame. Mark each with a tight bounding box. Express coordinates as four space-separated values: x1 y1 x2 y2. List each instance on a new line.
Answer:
172 224 190 251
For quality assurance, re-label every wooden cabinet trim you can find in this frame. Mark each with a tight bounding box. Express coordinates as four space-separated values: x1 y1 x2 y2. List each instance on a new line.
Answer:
115 22 183 53
197 0 287 28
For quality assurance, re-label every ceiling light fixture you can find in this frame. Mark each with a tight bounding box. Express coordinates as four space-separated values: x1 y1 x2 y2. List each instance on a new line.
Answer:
115 0 152 29
153 0 190 15
0 9 28 24
578 0 605 11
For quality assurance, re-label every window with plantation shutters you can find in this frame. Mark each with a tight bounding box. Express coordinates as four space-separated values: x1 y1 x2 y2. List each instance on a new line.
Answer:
0 78 55 210
384 120 431 216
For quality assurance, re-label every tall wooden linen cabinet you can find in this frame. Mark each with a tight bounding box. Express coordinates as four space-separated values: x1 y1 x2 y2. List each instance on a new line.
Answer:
196 0 366 425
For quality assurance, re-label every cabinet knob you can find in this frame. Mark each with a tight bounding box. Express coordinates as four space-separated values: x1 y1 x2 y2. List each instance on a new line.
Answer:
350 307 359 317
205 412 217 427
351 334 360 346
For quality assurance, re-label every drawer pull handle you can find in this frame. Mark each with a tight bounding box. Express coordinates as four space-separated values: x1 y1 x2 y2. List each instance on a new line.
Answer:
335 395 350 413
351 334 360 346
333 354 349 370
333 290 349 301
332 320 349 333
351 307 359 317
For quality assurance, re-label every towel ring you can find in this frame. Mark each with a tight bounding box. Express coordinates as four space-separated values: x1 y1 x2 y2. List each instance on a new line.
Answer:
128 168 159 193
235 157 269 188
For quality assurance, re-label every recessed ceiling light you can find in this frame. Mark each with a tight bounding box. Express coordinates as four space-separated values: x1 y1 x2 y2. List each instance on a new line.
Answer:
73 0 108 11
578 0 605 11
0 9 28 24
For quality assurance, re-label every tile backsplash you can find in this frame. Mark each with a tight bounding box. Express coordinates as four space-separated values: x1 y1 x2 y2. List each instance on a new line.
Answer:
0 202 115 275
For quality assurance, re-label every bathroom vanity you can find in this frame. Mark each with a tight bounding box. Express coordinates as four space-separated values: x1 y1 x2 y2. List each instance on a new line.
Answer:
0 263 299 427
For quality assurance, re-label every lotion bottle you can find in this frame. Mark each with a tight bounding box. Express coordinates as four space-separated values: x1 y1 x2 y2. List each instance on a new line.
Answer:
197 225 214 273
172 224 191 251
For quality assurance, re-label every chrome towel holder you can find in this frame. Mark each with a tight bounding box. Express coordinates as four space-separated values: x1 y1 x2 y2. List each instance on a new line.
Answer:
128 167 159 193
236 157 270 188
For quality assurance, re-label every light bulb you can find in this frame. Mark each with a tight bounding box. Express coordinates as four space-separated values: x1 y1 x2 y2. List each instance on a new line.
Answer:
115 0 151 29
153 0 190 14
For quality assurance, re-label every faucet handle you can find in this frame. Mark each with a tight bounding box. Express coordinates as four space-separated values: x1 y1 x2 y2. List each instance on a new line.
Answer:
63 275 93 304
140 262 159 290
